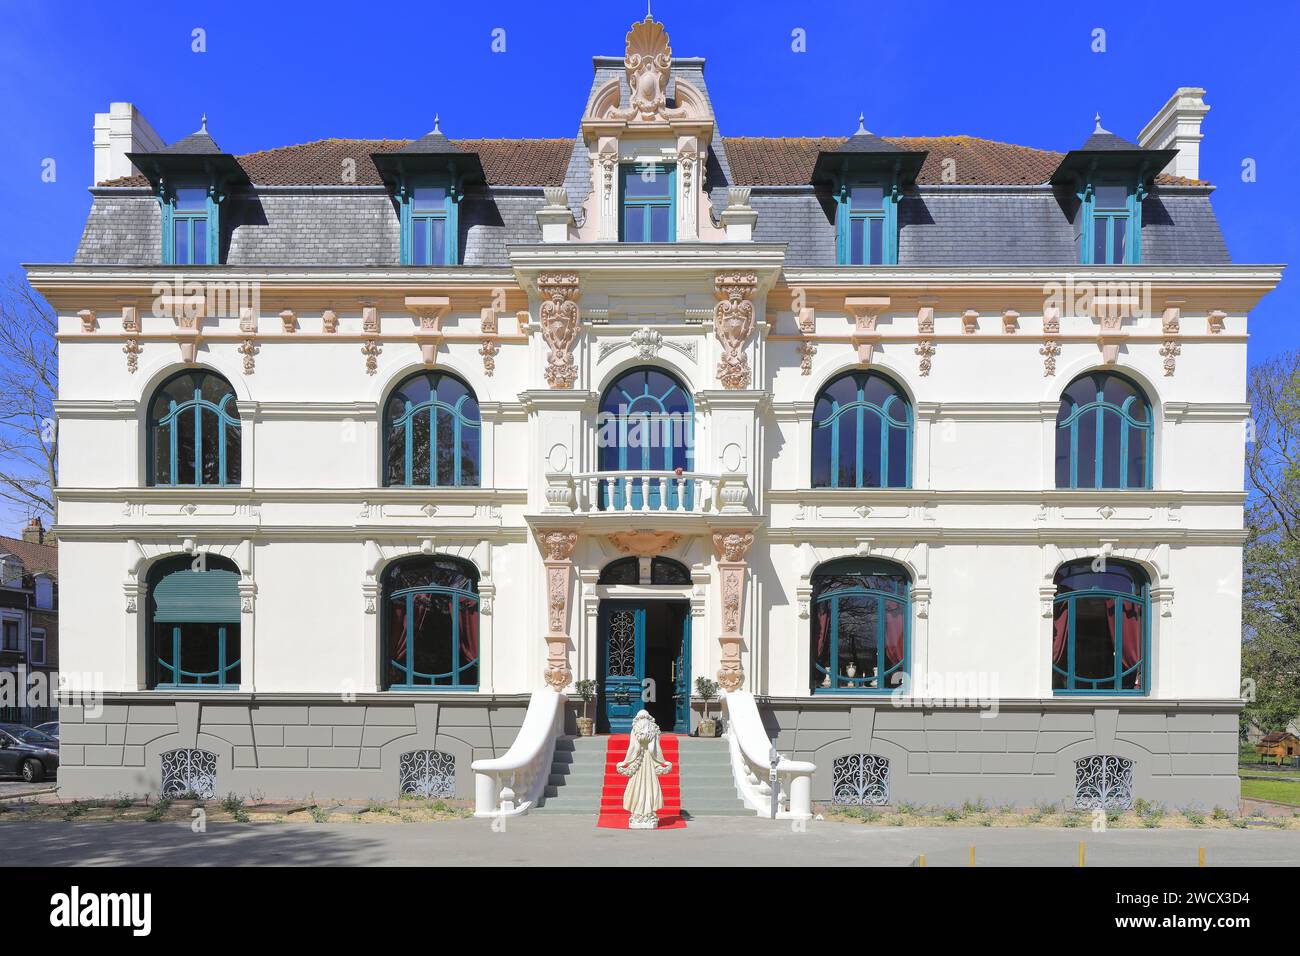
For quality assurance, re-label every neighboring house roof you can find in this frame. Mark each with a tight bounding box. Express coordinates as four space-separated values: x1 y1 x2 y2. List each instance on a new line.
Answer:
0 536 57 576
1260 731 1299 744
98 134 1206 190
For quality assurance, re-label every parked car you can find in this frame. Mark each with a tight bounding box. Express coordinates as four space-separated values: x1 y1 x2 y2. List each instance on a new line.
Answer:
34 721 59 739
0 723 59 782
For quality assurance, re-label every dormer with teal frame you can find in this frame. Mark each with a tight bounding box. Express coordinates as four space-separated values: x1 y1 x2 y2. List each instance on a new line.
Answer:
1050 119 1177 268
396 175 461 266
160 180 222 266
811 122 926 267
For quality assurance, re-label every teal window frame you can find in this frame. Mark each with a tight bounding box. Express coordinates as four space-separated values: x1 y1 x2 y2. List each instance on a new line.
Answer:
836 180 899 265
382 557 480 691
596 366 695 510
382 370 481 488
812 370 912 488
1055 371 1153 490
161 182 220 265
147 370 242 488
811 559 910 695
399 177 459 265
1052 560 1150 696
148 556 242 690
1079 179 1143 265
619 163 676 242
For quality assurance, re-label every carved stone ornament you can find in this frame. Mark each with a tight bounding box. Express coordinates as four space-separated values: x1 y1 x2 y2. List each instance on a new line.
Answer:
238 338 259 374
1159 339 1181 376
1042 306 1060 335
123 338 142 374
917 306 935 335
1207 310 1226 334
78 309 97 333
362 339 381 376
479 338 499 377
121 305 140 333
605 15 687 123
322 309 338 333
280 309 297 333
362 306 379 333
714 273 757 389
713 530 754 564
915 340 935 377
630 326 663 359
537 528 579 563
608 530 681 557
797 340 816 375
538 273 581 389
711 532 753 693
1040 340 1061 377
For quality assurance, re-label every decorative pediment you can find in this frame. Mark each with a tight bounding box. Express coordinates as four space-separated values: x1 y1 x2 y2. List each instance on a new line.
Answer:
606 16 685 123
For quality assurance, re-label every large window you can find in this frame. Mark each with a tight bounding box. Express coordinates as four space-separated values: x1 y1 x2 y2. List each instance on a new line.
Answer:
1087 183 1135 265
383 556 479 690
811 558 909 693
166 185 214 265
383 371 481 487
620 163 675 242
402 181 457 265
148 555 241 689
1052 559 1148 695
1055 371 1152 490
841 184 888 264
148 370 241 487
812 370 911 488
596 366 694 509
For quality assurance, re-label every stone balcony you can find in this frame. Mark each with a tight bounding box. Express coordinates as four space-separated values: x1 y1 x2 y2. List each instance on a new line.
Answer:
541 470 751 517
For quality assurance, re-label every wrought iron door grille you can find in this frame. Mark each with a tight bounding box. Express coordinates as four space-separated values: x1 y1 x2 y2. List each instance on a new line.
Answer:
832 753 890 805
399 750 456 798
160 748 218 799
1074 754 1135 810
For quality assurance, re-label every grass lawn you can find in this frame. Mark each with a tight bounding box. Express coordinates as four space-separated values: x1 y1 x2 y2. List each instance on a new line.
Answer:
1240 776 1300 806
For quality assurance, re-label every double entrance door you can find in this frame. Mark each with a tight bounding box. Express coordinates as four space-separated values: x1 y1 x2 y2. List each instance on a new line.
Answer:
598 599 690 734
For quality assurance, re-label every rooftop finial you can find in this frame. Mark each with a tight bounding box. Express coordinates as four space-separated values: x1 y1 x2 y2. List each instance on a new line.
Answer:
1093 111 1105 132
857 112 866 133
200 113 208 133
434 113 441 133
646 0 653 20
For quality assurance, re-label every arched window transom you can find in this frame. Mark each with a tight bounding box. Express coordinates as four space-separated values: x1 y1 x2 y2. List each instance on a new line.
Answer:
812 371 911 489
383 371 481 488
811 558 909 693
383 556 479 690
148 555 241 689
1055 371 1152 490
148 370 241 487
1052 559 1149 695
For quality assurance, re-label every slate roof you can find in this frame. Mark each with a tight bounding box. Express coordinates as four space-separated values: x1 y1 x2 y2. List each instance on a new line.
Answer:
99 134 1206 189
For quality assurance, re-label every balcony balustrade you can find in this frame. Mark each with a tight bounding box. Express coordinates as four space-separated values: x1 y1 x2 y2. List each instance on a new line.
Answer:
542 470 750 516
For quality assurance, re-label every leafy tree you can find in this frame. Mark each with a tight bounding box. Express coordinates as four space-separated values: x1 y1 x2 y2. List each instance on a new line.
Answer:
1242 350 1300 735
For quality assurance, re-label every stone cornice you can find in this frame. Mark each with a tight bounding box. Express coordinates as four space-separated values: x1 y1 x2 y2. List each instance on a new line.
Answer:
55 486 529 503
763 526 1247 545
765 488 1245 505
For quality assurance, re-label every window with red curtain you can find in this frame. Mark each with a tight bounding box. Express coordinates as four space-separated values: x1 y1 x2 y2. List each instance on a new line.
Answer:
383 556 480 689
1051 559 1147 694
810 558 909 692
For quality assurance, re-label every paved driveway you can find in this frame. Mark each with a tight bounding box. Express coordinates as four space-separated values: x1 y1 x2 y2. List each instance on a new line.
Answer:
3 816 1299 866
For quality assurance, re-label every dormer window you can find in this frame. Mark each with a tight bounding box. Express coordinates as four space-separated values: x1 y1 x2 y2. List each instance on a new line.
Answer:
167 184 215 265
1086 182 1137 265
620 163 675 242
1051 115 1176 268
811 118 926 268
403 181 456 265
844 184 889 265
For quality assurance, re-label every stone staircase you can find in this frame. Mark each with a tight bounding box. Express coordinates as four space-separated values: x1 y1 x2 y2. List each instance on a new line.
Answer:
535 734 747 817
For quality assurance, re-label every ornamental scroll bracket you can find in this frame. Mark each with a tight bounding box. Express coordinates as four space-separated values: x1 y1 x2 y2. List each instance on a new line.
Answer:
537 529 579 689
538 274 581 389
712 529 754 691
406 296 451 365
845 297 888 364
714 273 757 389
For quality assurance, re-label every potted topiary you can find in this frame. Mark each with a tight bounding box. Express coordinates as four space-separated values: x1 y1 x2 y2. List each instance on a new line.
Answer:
695 677 720 738
574 679 597 737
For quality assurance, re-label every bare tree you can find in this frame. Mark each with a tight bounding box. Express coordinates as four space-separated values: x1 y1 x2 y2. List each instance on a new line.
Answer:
1242 349 1300 733
0 277 57 521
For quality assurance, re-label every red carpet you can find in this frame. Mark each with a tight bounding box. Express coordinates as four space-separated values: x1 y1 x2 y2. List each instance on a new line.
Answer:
596 733 686 829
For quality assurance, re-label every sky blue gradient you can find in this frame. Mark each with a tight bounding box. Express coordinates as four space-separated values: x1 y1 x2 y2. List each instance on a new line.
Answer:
0 0 1294 367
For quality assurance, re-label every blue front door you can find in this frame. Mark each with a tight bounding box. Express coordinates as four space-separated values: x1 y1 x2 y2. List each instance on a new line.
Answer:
599 600 690 734
599 602 644 733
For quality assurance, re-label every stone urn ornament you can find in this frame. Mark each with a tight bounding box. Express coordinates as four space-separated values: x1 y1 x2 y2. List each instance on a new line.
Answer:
616 710 673 828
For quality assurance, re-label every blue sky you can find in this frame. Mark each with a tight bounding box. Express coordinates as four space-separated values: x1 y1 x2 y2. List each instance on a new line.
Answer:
0 0 1295 363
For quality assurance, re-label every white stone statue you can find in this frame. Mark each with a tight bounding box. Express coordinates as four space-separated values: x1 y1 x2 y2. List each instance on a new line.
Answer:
616 710 673 828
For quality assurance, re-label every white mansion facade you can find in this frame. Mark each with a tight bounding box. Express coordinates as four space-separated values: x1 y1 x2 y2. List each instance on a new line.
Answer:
34 17 1279 811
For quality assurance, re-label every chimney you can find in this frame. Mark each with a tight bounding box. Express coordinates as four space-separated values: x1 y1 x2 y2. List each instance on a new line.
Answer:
22 517 44 545
1138 87 1210 182
92 102 164 186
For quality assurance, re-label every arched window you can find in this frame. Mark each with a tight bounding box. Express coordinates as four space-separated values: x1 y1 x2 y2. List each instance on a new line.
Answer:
1055 371 1152 489
812 371 911 488
383 556 479 690
383 371 480 487
148 555 241 688
1052 559 1149 694
598 556 692 585
148 370 241 486
596 367 694 509
811 558 909 693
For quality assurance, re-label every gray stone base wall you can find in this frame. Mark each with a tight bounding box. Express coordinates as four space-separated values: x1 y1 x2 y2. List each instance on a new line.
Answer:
56 695 529 801
760 699 1242 810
